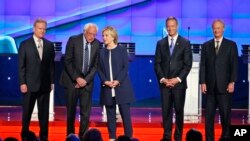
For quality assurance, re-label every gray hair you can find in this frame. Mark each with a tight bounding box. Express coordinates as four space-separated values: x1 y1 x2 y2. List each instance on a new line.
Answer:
212 19 225 28
33 18 47 27
83 23 98 32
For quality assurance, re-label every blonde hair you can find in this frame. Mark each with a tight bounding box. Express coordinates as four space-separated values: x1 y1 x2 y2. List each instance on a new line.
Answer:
33 18 47 27
102 26 118 44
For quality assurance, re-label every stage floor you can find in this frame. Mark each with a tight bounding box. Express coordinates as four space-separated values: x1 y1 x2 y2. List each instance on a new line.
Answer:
0 106 249 141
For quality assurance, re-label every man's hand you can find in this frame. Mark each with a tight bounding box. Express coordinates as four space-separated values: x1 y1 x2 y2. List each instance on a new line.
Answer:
227 82 235 93
75 83 80 88
161 78 173 88
76 77 87 87
200 83 207 94
169 78 180 86
165 79 174 88
162 78 179 88
20 84 28 93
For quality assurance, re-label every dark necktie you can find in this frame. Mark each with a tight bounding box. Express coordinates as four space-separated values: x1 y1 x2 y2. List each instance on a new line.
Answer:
170 38 174 55
215 40 220 55
83 42 89 75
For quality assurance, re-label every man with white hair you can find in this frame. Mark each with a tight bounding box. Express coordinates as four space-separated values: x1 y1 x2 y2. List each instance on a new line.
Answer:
60 23 100 141
200 19 238 141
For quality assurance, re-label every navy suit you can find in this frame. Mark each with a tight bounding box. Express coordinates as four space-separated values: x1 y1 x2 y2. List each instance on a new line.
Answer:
98 45 135 139
199 38 238 141
18 37 55 140
154 35 192 141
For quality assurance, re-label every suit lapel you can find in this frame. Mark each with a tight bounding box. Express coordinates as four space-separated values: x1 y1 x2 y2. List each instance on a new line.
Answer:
31 38 41 62
79 35 84 66
42 39 48 61
164 37 171 56
90 40 97 63
208 40 216 58
171 36 180 57
217 38 226 56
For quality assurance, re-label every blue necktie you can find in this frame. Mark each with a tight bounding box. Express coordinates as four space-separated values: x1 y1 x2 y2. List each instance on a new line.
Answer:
83 42 89 75
170 38 174 55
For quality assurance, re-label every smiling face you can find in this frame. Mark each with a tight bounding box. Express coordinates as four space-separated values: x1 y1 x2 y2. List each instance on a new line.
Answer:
102 30 115 46
102 26 118 47
166 19 178 37
212 20 225 39
33 22 46 39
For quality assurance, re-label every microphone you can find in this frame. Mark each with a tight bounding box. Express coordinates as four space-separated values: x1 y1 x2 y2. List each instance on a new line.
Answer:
187 26 190 40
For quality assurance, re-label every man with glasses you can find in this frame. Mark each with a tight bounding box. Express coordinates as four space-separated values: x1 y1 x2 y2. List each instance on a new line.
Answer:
60 23 100 141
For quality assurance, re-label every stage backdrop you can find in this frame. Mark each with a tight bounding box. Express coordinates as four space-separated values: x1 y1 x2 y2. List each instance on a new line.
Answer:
1 0 250 55
0 0 249 108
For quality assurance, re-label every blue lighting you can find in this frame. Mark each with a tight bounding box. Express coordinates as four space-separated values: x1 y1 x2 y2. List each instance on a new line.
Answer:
5 0 149 37
0 36 18 54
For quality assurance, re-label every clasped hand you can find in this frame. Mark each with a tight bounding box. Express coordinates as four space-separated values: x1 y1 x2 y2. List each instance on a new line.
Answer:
104 80 120 88
75 77 87 88
163 78 179 88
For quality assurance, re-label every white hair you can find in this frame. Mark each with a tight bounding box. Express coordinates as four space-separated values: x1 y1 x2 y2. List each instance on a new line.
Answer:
83 23 98 32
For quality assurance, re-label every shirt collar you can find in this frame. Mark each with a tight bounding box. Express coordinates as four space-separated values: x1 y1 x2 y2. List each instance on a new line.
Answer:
214 37 223 43
83 36 90 45
33 35 43 47
33 35 42 41
168 34 178 41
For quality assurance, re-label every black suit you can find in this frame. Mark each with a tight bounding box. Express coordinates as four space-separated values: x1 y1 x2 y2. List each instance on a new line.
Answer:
18 36 55 140
154 35 192 141
59 34 100 139
199 38 238 141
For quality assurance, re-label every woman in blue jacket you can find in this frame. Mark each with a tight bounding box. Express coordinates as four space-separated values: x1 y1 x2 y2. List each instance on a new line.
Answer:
98 26 135 141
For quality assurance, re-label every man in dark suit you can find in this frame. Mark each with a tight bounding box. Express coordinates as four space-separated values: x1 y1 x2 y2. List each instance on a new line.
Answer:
199 19 238 141
18 18 55 141
59 23 100 140
154 16 193 141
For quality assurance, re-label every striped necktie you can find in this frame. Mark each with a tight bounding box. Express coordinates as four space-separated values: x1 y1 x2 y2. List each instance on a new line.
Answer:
83 42 89 75
37 39 43 60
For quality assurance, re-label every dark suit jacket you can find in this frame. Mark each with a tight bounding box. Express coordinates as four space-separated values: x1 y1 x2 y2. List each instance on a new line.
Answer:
199 38 238 94
60 34 100 90
98 46 135 105
18 37 55 92
154 35 193 89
